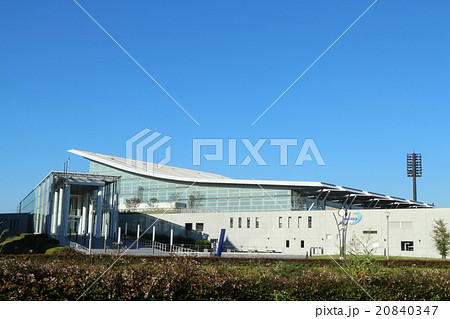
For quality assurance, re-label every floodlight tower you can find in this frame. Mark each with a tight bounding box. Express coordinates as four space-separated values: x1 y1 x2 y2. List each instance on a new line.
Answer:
407 153 422 201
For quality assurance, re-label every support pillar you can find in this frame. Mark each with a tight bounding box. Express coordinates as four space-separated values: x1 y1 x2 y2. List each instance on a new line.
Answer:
57 187 64 236
51 189 60 234
81 193 88 235
61 183 71 238
95 187 103 238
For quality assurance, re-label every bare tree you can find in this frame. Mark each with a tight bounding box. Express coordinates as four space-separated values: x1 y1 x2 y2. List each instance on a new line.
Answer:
169 192 182 202
125 197 141 211
188 191 205 209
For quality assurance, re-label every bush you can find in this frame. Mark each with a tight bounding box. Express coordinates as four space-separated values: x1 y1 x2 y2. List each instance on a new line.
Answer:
45 246 80 255
0 233 59 254
1 255 450 300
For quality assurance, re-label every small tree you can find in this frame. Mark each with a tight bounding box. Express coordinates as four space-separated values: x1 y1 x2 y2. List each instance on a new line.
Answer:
188 191 205 209
147 198 158 209
348 231 377 256
432 218 450 259
169 192 181 202
125 197 141 211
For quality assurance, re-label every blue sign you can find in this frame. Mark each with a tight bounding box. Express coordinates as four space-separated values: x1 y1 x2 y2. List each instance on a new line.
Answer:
345 212 362 225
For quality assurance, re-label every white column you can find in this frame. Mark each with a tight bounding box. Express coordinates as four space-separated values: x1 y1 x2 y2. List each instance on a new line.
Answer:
88 196 94 234
81 193 88 235
137 224 140 250
51 189 59 234
57 188 64 235
95 187 103 238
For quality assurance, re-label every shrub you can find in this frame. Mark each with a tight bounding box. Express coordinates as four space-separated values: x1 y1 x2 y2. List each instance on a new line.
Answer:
45 247 80 255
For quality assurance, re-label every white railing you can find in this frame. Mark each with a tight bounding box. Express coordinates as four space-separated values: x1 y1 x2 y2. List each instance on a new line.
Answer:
69 241 89 252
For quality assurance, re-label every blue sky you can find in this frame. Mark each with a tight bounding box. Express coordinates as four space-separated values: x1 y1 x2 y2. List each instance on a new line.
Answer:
1 0 449 211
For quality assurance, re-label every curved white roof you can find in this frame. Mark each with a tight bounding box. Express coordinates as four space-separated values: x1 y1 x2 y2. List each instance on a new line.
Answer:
69 149 434 209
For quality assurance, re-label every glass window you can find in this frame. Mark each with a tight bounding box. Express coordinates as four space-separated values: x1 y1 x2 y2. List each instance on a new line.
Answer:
301 240 305 248
285 240 290 248
298 216 302 228
247 217 250 228
238 217 242 228
288 216 292 228
255 217 260 228
401 241 414 251
278 217 283 228
230 217 233 228
196 223 204 232
308 216 312 228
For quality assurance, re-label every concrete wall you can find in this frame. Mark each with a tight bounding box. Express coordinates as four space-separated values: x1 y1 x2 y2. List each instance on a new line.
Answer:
146 208 450 258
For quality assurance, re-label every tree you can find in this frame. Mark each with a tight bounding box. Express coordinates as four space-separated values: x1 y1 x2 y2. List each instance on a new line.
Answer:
348 231 377 256
169 192 181 202
125 197 141 211
188 191 205 209
147 198 158 209
431 218 450 259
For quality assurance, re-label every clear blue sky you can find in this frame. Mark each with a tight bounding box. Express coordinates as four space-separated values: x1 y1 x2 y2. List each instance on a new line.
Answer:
1 0 449 212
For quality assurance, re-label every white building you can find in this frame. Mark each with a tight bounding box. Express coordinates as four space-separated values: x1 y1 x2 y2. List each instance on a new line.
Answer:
58 149 447 258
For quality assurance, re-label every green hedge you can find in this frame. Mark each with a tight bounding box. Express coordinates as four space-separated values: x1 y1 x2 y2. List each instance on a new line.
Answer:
0 255 449 300
45 247 80 255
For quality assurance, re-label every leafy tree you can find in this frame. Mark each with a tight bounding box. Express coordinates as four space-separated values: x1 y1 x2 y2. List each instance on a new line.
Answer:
125 197 141 211
431 218 450 259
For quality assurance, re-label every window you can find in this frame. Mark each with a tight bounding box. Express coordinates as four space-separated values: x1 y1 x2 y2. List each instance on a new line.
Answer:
288 217 292 228
300 240 305 248
325 234 331 240
247 217 250 228
363 230 377 234
278 217 283 228
185 223 192 236
196 223 204 232
298 216 302 228
401 241 414 251
286 240 290 248
238 217 242 228
308 216 312 228
230 217 233 228
255 217 260 229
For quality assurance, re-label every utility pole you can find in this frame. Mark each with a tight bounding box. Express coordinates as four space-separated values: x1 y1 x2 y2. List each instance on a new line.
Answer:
407 153 422 201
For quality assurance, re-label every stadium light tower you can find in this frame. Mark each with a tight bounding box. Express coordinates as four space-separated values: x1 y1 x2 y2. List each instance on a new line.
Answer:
407 153 422 201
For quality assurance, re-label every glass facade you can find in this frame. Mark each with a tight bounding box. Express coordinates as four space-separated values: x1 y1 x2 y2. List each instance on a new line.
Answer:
18 171 119 236
90 162 292 212
19 173 53 234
